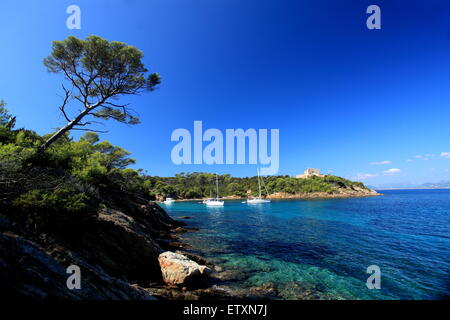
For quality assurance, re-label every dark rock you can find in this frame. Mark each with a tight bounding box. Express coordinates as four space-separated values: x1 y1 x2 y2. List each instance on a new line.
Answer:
58 208 164 282
0 233 155 299
172 227 187 234
168 241 191 249
249 283 279 299
0 197 206 300
145 285 247 300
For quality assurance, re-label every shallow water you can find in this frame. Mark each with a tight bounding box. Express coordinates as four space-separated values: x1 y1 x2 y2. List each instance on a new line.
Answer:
162 189 450 299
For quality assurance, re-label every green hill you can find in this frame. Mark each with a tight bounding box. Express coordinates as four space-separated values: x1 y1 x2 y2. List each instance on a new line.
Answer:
145 172 378 200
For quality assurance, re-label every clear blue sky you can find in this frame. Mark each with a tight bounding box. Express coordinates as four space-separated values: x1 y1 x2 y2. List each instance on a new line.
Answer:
1 0 450 186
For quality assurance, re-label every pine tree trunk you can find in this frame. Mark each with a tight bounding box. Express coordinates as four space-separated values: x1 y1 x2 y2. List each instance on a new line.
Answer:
39 108 91 152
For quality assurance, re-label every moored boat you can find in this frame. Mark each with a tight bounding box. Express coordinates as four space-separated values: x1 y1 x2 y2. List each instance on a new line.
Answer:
163 197 175 204
247 169 271 204
205 174 224 206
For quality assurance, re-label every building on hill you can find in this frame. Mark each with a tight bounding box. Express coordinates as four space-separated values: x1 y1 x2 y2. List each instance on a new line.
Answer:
296 168 324 179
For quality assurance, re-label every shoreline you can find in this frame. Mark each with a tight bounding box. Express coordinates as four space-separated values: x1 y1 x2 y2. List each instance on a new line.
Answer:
374 187 450 190
160 191 381 203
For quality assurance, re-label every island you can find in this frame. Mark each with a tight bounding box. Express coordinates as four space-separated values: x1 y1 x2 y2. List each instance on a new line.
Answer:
146 169 379 202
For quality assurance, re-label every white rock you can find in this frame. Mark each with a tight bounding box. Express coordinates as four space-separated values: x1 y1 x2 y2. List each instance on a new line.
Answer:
158 251 211 287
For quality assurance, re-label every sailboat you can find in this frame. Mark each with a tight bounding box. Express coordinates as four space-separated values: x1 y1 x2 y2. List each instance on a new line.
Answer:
204 174 224 206
247 169 271 204
202 190 213 204
163 197 175 204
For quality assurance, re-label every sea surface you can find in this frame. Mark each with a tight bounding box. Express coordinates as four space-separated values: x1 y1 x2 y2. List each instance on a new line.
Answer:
161 189 450 300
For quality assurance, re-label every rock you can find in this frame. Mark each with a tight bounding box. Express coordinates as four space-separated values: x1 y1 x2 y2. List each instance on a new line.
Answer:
63 208 164 282
0 195 190 299
249 283 279 298
0 233 155 299
168 241 191 249
172 227 187 234
145 285 247 300
213 269 247 282
158 251 211 288
174 251 209 266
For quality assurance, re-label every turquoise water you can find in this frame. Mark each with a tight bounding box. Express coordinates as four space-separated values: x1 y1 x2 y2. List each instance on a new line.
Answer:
161 189 450 300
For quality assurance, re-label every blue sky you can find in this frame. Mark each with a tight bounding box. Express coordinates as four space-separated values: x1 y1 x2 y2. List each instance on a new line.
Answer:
1 0 450 185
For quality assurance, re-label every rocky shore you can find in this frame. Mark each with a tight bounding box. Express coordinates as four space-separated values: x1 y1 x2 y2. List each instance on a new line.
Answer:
164 188 380 202
0 201 227 299
0 199 271 300
267 189 381 200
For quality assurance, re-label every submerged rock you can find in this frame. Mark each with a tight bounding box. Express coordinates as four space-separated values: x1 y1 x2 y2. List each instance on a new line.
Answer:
213 269 247 282
145 285 247 300
158 251 211 288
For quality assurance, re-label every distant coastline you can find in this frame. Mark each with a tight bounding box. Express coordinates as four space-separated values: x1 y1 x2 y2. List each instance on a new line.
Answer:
163 191 381 202
150 172 379 201
374 187 450 190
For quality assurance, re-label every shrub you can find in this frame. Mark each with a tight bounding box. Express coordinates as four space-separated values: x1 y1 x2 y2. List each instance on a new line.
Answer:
12 187 97 231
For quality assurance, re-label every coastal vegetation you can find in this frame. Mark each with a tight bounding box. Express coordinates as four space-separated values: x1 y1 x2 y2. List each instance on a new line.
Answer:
0 104 189 299
145 172 373 199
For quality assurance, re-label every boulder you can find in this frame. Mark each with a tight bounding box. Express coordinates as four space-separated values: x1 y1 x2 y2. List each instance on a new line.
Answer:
158 251 211 288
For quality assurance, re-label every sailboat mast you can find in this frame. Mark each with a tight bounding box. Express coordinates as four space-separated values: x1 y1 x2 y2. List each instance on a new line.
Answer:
261 174 270 197
257 169 262 198
216 174 219 199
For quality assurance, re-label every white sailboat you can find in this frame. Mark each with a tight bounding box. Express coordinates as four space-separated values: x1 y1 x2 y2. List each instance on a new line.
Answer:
247 169 271 204
163 197 175 204
202 190 213 204
204 174 224 206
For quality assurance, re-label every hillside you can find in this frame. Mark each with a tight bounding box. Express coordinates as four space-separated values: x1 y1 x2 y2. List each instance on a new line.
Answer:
145 173 379 200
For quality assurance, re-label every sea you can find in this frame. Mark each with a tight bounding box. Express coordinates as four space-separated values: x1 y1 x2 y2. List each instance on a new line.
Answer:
161 189 450 300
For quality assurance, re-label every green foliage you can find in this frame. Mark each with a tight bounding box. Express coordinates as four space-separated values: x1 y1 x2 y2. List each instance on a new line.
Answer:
40 131 136 185
0 99 13 126
12 188 95 231
145 172 370 199
0 100 17 142
1 128 149 233
0 143 37 172
13 189 90 213
0 126 42 172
